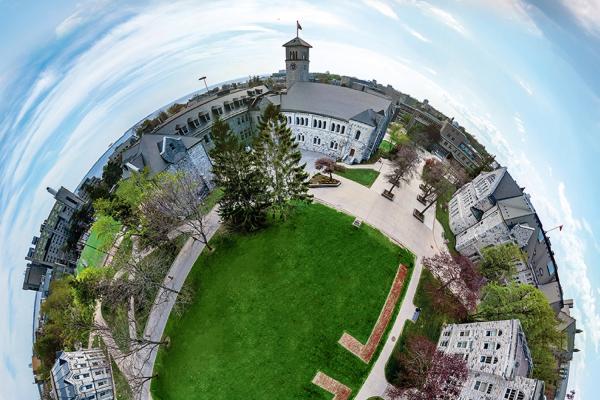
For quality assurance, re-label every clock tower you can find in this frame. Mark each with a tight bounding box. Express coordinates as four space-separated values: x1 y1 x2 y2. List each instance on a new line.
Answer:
283 34 311 89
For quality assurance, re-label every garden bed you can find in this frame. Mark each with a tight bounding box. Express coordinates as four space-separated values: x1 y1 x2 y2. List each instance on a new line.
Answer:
309 173 341 187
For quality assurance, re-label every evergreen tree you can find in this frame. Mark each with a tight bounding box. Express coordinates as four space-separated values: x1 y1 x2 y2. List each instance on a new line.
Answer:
210 116 271 231
253 104 311 218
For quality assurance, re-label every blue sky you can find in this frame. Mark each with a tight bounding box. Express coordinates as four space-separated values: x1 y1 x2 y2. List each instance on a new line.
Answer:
1 0 599 398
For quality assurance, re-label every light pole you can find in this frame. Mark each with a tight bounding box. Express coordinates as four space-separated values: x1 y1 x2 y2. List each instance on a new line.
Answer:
198 76 209 93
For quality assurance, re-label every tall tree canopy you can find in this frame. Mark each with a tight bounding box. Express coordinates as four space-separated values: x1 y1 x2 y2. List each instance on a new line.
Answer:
476 283 562 386
479 243 524 283
210 116 271 231
252 103 311 217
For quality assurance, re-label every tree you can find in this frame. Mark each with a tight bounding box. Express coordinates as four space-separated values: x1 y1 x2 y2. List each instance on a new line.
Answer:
422 252 483 312
139 170 213 249
476 283 563 385
479 243 524 283
210 116 271 231
420 158 447 201
384 143 420 196
252 104 312 218
388 335 468 400
315 157 346 180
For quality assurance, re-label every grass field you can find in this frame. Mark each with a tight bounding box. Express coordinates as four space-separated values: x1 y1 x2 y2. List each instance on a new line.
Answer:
336 168 380 188
435 189 457 255
76 215 121 273
152 202 414 399
384 269 457 382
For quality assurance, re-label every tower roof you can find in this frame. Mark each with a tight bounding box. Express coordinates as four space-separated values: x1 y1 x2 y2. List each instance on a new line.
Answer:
282 36 312 48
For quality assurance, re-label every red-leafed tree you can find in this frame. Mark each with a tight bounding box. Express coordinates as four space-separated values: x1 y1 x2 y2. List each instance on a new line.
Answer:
388 335 468 400
420 158 448 201
422 252 484 312
315 157 345 180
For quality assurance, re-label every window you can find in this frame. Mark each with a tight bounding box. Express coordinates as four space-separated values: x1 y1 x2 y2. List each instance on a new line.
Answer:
483 342 492 350
485 330 496 337
547 261 556 276
313 119 317 128
479 356 498 364
318 120 322 129
296 117 299 125
442 331 451 337
538 229 544 243
504 388 525 400
456 341 468 348
342 126 346 134
459 330 470 337
355 130 361 140
336 124 340 133
440 340 449 347
313 137 321 145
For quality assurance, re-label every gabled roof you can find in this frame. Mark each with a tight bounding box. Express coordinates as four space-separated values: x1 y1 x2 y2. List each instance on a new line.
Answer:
350 109 384 127
497 195 535 222
282 36 312 48
121 134 202 176
280 82 391 123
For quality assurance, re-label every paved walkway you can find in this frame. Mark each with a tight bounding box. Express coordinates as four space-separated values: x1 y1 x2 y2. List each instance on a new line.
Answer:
309 155 447 399
134 208 222 400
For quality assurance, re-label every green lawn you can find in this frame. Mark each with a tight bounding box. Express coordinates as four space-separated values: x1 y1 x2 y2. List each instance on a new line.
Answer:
77 215 121 273
152 203 414 399
435 189 457 256
385 270 457 382
379 139 394 154
336 168 380 188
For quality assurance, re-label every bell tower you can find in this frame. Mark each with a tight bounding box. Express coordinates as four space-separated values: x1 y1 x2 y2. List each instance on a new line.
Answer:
283 34 311 89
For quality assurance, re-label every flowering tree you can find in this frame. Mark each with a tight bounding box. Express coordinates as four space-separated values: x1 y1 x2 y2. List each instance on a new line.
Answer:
388 335 468 400
422 252 484 312
315 157 346 180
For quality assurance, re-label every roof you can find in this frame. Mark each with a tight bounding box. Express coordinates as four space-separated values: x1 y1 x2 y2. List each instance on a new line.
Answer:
497 195 535 221
282 36 312 48
280 82 391 126
121 134 202 176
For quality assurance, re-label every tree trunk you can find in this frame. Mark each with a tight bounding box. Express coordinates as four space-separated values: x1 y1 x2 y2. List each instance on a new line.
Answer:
420 194 439 214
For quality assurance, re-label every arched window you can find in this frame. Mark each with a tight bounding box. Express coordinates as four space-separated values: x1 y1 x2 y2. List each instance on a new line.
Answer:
331 123 335 132
323 122 327 130
313 119 317 128
318 120 322 129
355 130 361 140
296 117 299 125
342 126 345 134
301 117 304 125
336 124 340 133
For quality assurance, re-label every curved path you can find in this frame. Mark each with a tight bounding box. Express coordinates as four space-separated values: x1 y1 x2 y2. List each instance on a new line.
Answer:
308 157 446 399
134 154 446 400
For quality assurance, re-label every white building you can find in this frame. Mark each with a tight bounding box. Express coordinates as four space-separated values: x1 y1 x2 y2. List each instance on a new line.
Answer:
437 320 545 400
50 349 114 400
144 31 392 165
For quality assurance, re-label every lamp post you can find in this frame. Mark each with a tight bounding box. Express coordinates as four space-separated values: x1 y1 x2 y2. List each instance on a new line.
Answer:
198 76 209 93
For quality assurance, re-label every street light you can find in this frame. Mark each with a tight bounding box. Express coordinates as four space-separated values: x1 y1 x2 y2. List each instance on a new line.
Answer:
198 76 209 93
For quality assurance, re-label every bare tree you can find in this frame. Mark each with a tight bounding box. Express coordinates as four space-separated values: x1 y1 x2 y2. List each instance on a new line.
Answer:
383 144 420 199
314 157 346 180
422 252 483 312
140 170 213 250
388 335 468 400
419 158 447 201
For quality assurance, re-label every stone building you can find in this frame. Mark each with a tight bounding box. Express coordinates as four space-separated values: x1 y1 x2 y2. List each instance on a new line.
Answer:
439 119 483 170
50 349 114 400
23 186 84 291
120 134 213 187
448 167 579 399
437 320 545 400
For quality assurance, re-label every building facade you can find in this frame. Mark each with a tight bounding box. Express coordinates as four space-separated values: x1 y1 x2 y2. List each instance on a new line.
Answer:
448 168 579 399
439 119 483 170
23 186 84 291
50 349 114 400
437 320 545 400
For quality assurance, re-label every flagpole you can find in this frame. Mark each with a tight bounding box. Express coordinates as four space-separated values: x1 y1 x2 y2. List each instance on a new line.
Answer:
296 21 299 37
544 225 563 234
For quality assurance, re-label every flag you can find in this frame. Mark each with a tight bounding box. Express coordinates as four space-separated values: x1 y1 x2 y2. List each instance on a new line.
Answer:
559 225 563 231
297 21 302 31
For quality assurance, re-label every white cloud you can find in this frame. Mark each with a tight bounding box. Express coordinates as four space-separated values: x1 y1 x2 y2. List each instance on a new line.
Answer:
55 12 85 37
515 76 534 96
560 0 600 36
403 23 431 42
416 2 469 37
362 0 399 20
471 0 542 36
